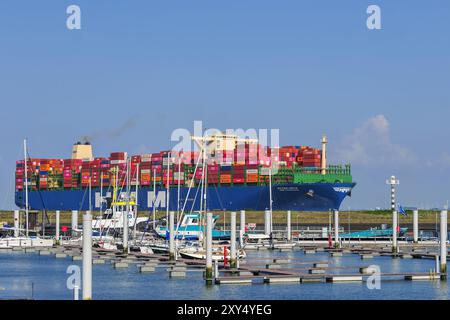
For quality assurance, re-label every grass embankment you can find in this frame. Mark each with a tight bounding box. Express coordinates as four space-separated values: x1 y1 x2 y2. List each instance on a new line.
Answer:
0 210 445 226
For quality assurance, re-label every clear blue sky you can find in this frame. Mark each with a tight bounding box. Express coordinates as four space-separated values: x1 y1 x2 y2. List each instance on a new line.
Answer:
1 0 449 210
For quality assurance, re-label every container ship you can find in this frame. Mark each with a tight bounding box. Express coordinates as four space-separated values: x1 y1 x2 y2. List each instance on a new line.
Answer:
14 133 355 212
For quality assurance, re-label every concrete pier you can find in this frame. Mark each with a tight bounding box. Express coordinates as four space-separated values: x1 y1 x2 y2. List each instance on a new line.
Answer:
169 211 175 261
114 262 129 268
440 210 447 277
264 277 300 284
139 266 155 272
216 279 252 285
205 212 213 284
93 259 105 264
413 209 419 243
170 271 186 278
326 276 362 283
230 211 237 268
82 211 92 300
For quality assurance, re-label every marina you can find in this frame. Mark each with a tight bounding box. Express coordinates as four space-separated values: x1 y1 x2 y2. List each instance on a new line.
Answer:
2 135 450 300
0 240 449 300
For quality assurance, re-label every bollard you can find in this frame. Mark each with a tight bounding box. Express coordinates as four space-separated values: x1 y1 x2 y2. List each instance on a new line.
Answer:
240 210 246 248
287 210 292 242
264 210 271 236
14 210 19 238
334 210 340 248
230 212 237 268
82 211 92 300
71 210 78 235
440 210 447 277
55 210 60 245
169 211 175 260
205 212 213 284
413 209 419 243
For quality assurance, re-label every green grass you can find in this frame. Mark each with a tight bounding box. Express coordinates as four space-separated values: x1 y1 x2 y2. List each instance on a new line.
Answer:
0 209 445 225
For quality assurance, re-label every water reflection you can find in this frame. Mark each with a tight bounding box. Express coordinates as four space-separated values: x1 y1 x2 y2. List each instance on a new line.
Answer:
0 250 449 300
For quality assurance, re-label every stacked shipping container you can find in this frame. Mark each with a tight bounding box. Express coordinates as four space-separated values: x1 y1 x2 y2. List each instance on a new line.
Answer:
15 143 322 191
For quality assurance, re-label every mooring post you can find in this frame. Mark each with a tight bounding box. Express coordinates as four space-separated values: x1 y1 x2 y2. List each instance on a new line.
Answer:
334 210 340 248
169 211 175 261
240 210 245 248
13 210 19 238
73 285 80 301
55 210 60 245
287 210 292 242
264 210 271 236
123 207 129 254
440 210 447 278
392 210 398 253
71 210 78 236
205 212 213 284
82 211 92 300
230 211 237 268
413 209 419 244
213 260 218 280
435 255 440 274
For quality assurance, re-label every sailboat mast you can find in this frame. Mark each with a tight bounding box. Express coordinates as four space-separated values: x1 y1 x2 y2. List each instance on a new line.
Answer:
166 152 171 228
177 157 181 221
152 168 156 230
269 168 273 231
133 162 139 244
24 139 29 237
99 172 103 214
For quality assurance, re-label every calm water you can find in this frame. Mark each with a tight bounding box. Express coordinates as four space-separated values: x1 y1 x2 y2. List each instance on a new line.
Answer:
0 249 448 300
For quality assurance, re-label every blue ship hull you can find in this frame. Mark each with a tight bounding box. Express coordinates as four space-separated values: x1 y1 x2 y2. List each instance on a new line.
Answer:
15 183 355 212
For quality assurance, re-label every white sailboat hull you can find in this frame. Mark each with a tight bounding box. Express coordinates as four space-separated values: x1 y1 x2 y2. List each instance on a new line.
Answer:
0 237 53 248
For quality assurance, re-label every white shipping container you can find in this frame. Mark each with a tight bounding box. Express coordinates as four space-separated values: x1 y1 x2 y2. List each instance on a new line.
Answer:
173 172 184 179
110 160 126 165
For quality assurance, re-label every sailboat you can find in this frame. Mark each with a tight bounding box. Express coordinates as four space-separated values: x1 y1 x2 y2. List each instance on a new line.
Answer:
178 243 247 261
154 213 230 240
91 158 152 251
1 139 53 248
